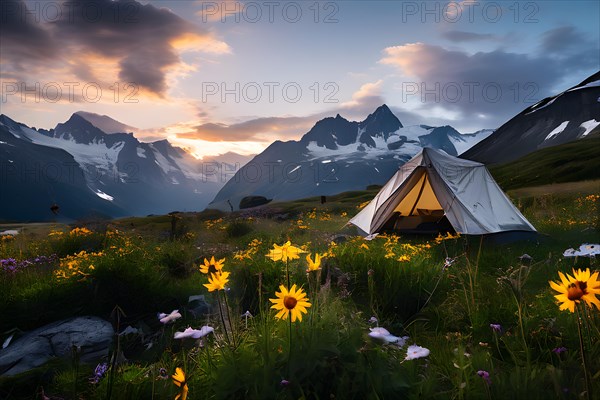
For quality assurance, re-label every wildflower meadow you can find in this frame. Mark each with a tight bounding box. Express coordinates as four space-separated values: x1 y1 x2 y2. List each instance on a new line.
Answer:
0 187 598 399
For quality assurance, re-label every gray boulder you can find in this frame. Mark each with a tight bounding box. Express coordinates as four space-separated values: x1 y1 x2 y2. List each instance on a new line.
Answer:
0 316 113 376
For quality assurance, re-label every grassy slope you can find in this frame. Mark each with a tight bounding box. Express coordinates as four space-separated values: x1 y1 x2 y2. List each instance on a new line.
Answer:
1 169 598 398
3 136 598 237
489 135 600 191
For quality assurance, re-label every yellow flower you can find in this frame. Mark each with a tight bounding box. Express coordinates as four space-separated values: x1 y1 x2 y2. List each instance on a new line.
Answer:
397 255 411 262
360 243 369 250
549 268 600 312
306 253 323 272
199 256 225 274
266 241 306 262
270 284 311 322
172 367 189 400
203 271 230 292
70 227 92 236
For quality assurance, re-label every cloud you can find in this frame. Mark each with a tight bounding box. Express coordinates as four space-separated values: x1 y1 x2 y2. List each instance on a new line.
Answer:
173 77 467 144
441 30 497 42
175 80 393 143
341 80 384 108
178 115 318 142
0 0 229 98
540 26 595 62
379 32 597 126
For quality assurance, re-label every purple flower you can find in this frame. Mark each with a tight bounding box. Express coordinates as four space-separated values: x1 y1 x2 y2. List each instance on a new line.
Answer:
158 367 168 379
1 254 58 274
477 370 491 385
280 379 290 387
90 362 108 384
552 346 567 354
490 324 502 333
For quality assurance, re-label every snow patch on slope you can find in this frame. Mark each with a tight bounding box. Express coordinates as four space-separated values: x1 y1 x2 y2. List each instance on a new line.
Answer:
451 130 494 155
525 96 558 115
544 121 569 140
567 80 600 92
95 190 114 201
19 125 124 175
579 119 600 137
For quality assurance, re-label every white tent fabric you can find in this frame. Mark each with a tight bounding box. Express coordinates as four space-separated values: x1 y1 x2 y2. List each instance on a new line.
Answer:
348 148 536 235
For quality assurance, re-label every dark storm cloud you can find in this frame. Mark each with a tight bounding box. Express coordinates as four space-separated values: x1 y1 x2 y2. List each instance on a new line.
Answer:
541 26 586 55
1 0 222 96
0 0 58 63
381 27 598 127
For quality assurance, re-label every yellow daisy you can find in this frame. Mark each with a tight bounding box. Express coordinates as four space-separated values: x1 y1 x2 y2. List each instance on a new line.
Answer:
306 253 323 272
549 268 600 312
203 271 230 292
266 241 306 262
270 284 311 322
199 256 225 275
172 367 189 400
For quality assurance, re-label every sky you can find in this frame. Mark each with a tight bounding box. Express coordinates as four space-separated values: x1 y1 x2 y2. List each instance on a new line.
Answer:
1 0 599 158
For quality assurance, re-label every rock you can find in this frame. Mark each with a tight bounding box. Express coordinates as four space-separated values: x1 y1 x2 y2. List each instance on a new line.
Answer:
273 213 290 221
331 234 351 244
518 254 533 263
188 295 211 318
0 316 113 376
239 196 272 209
0 230 19 236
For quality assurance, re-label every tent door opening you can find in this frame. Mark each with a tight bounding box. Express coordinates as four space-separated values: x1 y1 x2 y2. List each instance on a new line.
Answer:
380 169 454 234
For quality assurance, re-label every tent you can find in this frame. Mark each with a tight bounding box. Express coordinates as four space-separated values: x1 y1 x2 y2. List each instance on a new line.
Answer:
348 148 536 236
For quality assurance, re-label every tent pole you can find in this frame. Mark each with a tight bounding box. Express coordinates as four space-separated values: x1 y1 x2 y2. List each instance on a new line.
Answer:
408 172 428 216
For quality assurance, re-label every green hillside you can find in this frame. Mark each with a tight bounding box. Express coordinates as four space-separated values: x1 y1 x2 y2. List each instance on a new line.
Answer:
489 135 600 190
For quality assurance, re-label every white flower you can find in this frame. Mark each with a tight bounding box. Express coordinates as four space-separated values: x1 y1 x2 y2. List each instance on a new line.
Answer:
158 309 182 324
405 345 430 360
368 327 408 346
394 336 410 348
174 326 214 339
242 310 253 318
368 316 378 324
443 257 456 269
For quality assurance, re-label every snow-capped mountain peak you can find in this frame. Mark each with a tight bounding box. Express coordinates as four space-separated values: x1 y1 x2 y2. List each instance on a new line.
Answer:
75 111 137 134
209 105 492 211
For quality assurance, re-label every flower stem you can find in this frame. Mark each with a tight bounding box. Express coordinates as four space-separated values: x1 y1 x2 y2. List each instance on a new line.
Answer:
288 316 293 376
484 382 492 400
217 291 231 346
223 291 236 349
576 304 591 400
285 259 290 291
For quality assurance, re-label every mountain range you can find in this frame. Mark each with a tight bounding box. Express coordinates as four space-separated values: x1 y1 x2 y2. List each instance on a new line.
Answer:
208 105 493 211
2 72 598 221
463 71 600 164
0 113 251 222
